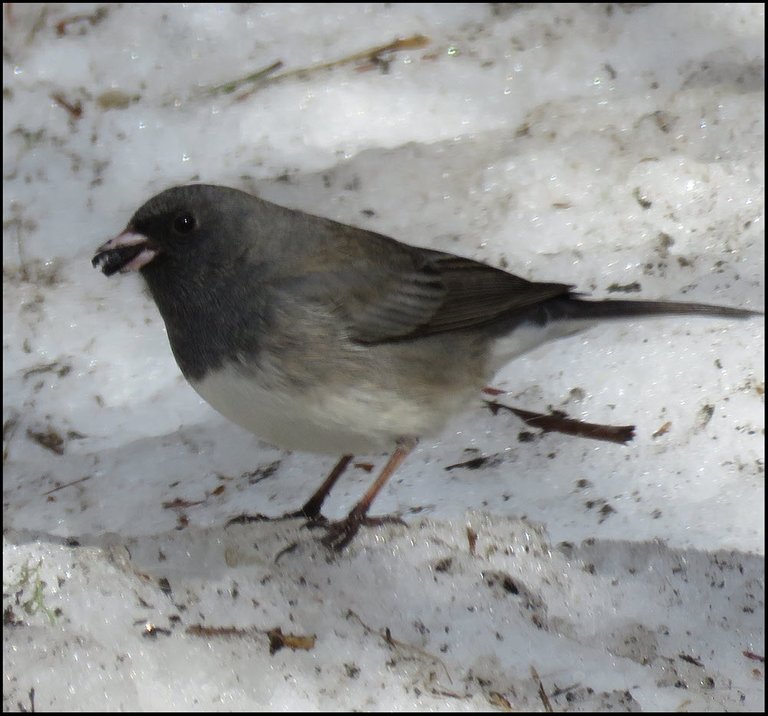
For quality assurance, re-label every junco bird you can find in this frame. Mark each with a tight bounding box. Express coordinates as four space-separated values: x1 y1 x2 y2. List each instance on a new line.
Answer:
93 184 759 548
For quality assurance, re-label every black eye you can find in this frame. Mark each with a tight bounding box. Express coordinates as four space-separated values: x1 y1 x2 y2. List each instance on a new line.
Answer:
173 213 197 234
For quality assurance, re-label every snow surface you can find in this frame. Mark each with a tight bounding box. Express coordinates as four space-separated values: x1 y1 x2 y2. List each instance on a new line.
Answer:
3 3 764 711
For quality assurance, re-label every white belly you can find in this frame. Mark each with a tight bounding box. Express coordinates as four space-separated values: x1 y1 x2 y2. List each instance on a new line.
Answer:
190 363 468 455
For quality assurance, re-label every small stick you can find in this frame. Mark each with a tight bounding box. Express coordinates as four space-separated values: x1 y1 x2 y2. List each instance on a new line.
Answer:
207 34 430 99
487 401 636 445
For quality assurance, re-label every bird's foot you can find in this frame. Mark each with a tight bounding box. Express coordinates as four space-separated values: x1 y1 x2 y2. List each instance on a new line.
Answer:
320 512 405 551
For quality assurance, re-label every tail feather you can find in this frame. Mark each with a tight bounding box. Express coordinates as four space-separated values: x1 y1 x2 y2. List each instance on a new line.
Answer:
487 297 760 369
551 298 761 321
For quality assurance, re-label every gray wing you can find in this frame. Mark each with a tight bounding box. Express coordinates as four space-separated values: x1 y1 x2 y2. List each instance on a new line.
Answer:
285 228 572 343
341 250 573 343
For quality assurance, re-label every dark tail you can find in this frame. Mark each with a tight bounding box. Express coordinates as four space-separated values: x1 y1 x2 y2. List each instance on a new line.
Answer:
552 298 761 321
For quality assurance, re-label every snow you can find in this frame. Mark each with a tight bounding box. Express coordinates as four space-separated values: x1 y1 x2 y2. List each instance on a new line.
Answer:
3 3 764 711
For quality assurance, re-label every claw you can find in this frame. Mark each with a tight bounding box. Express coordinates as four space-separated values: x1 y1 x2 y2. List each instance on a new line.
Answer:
321 513 406 551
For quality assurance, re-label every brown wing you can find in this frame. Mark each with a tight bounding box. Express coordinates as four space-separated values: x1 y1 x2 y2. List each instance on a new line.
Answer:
272 220 573 344
410 252 572 335
336 247 572 344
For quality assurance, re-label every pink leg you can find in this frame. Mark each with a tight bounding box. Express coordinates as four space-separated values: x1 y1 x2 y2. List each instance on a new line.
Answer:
289 454 353 520
323 438 416 550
